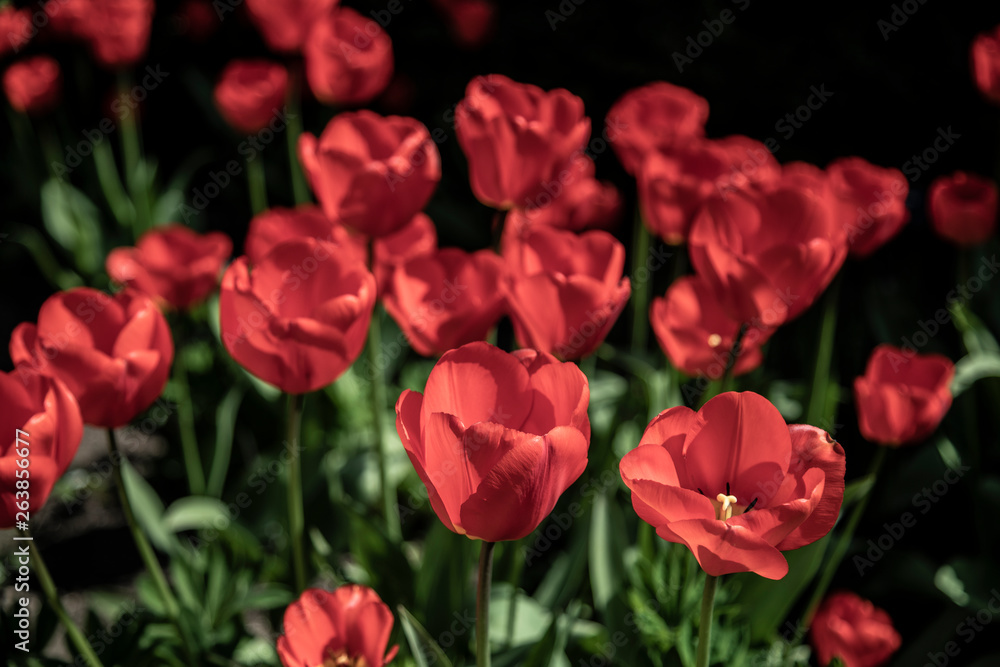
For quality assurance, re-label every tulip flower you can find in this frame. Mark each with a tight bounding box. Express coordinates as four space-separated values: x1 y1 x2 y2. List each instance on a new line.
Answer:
383 248 505 356
508 154 621 233
220 238 376 394
810 592 901 667
619 391 846 579
454 74 591 210
928 171 998 246
688 174 848 327
606 81 709 175
972 24 1000 106
0 6 31 57
214 60 289 134
277 586 398 667
827 157 910 258
83 0 155 68
502 225 631 360
0 373 83 528
304 7 394 107
650 276 772 379
854 344 954 446
373 212 438 293
3 56 62 115
431 0 496 49
395 342 591 542
106 224 232 311
299 110 441 238
10 288 174 428
244 205 367 267
246 0 338 53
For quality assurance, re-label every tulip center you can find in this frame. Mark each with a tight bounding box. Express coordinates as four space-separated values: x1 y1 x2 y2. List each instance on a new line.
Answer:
715 493 738 520
321 651 368 667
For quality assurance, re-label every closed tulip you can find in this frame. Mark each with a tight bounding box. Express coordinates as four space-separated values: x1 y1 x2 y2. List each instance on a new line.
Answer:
0 6 31 57
244 205 366 267
810 592 901 667
10 288 174 428
972 24 1000 106
395 342 590 542
0 373 83 528
928 171 998 246
214 60 289 134
246 0 338 53
455 74 591 210
298 110 441 237
304 6 394 107
827 157 910 258
220 238 375 394
3 56 62 115
277 586 398 667
106 224 232 310
84 0 155 68
502 225 631 360
606 81 709 175
854 344 954 446
510 154 621 233
373 212 438 293
619 392 846 579
383 247 505 356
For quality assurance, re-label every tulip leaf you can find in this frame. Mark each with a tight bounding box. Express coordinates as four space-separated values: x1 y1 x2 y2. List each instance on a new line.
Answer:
162 497 231 534
40 178 104 276
590 490 628 614
120 458 177 554
521 610 568 667
397 604 454 667
951 353 1000 397
232 637 279 665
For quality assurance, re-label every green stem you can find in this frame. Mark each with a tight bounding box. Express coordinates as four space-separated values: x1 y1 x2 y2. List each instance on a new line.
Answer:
106 429 180 621
631 210 652 353
27 535 105 667
696 574 719 667
92 140 134 229
118 73 152 237
476 541 496 667
246 153 268 214
286 392 307 593
174 355 206 495
285 70 309 205
802 446 887 625
805 276 841 426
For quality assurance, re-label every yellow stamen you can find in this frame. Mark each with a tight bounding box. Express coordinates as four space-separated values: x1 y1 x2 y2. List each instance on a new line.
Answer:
716 493 738 520
707 333 723 348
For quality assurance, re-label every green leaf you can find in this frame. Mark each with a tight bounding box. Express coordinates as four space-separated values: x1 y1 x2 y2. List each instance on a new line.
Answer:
951 353 1000 396
397 604 454 667
589 491 627 614
120 459 176 553
163 497 231 534
40 178 104 275
233 637 280 666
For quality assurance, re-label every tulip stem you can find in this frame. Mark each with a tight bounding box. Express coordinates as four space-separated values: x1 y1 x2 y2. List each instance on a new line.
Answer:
802 446 887 626
286 392 307 593
174 353 206 496
106 429 180 621
806 275 841 426
118 73 152 238
476 541 496 667
285 69 309 205
26 532 105 667
246 153 268 214
630 210 652 353
696 574 719 667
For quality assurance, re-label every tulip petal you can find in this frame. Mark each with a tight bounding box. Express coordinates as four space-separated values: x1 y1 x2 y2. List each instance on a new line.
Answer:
625 477 716 526
657 518 789 579
775 425 846 550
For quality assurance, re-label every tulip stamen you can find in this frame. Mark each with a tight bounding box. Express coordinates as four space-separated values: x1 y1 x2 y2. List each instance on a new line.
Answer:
726 482 730 495
697 487 705 496
715 493 738 520
745 497 758 512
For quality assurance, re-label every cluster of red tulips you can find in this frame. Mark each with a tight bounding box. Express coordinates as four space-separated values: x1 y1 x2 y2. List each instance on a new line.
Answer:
3 1 1000 666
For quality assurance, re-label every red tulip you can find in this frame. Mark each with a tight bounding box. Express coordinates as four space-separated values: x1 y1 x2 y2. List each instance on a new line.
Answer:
298 110 441 237
214 60 289 134
650 276 772 379
827 157 910 258
0 373 83 528
106 224 232 311
0 6 31 57
83 0 155 68
373 212 438 294
455 74 591 210
3 56 62 115
10 288 174 428
502 225 631 360
395 342 590 542
688 172 847 327
245 205 367 267
854 344 954 446
383 248 504 357
509 154 621 233
972 24 1000 106
928 171 998 246
277 586 398 667
606 81 709 175
304 6 394 107
246 0 338 53
810 592 901 667
220 238 375 394
619 392 845 579
44 0 89 38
